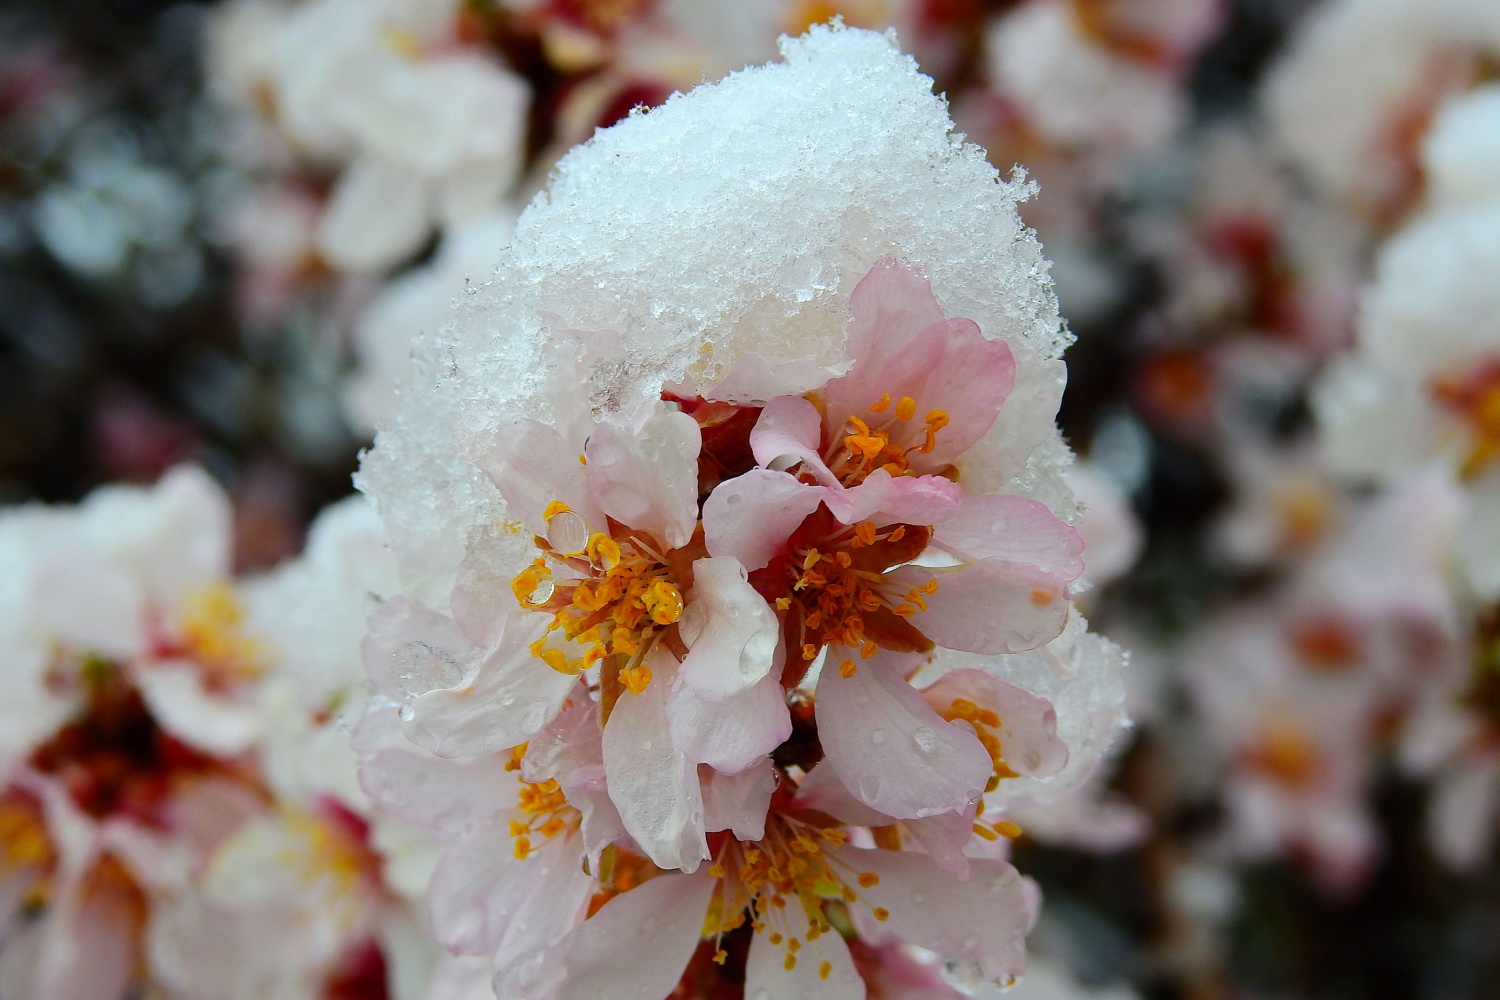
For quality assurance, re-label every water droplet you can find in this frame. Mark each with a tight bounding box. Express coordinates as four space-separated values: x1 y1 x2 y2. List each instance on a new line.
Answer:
642 740 654 752
939 958 989 996
871 728 887 745
499 692 517 707
391 641 464 697
912 726 936 752
726 492 744 508
1021 750 1041 772
751 990 770 1000
546 510 589 554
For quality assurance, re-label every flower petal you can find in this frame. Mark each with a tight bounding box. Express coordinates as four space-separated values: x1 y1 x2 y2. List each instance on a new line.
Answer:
834 846 1034 985
889 560 1069 655
585 404 701 549
551 871 717 1000
602 647 710 872
669 669 792 775
825 469 964 527
745 899 865 1000
403 623 575 759
701 758 778 842
702 469 824 571
363 596 477 702
133 662 261 756
750 394 836 484
826 259 947 420
427 822 543 955
816 651 991 819
677 557 781 697
465 417 601 537
920 669 1068 780
353 708 515 833
930 494 1084 581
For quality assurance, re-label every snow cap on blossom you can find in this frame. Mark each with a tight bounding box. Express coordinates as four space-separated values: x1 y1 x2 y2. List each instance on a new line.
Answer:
361 22 1077 605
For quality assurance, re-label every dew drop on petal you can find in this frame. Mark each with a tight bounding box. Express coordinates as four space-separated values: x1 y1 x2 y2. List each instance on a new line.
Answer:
391 640 464 697
940 958 990 996
912 726 936 752
871 728 887 745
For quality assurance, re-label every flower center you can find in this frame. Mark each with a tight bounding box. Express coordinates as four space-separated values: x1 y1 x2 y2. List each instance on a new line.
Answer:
1244 722 1320 788
704 814 882 976
0 793 52 915
822 394 950 488
757 508 936 670
159 582 266 688
511 502 685 694
1432 361 1500 478
504 746 581 861
33 656 223 822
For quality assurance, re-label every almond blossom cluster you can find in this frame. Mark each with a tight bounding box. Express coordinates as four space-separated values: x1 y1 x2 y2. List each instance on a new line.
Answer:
353 25 1127 998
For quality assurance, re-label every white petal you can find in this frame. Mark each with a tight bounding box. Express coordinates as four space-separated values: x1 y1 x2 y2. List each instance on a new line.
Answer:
552 871 716 1000
834 846 1033 984
601 648 709 872
668 669 791 775
404 625 575 759
702 469 823 571
585 404 701 549
677 557 780 697
316 156 431 273
816 651 991 820
745 902 865 1000
701 759 778 842
134 662 261 756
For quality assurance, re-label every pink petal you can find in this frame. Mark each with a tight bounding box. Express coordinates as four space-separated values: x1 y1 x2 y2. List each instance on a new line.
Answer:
702 469 824 571
428 822 546 955
403 622 575 759
464 417 602 537
550 870 716 1000
669 669 792 775
816 651 991 819
902 805 980 880
745 900 865 1000
522 697 628 863
823 469 964 527
584 404 701 549
931 494 1084 581
701 759 778 842
353 708 515 832
677 557 781 698
888 560 1069 655
602 647 709 872
834 847 1034 985
867 318 1015 469
363 596 476 701
792 763 892 829
920 670 1068 781
750 395 836 485
826 259 947 421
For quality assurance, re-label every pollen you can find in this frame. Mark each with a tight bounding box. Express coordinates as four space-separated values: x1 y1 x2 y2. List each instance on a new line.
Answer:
820 961 833 980
174 581 266 684
857 872 879 888
510 504 687 691
894 395 917 421
1030 588 1055 607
